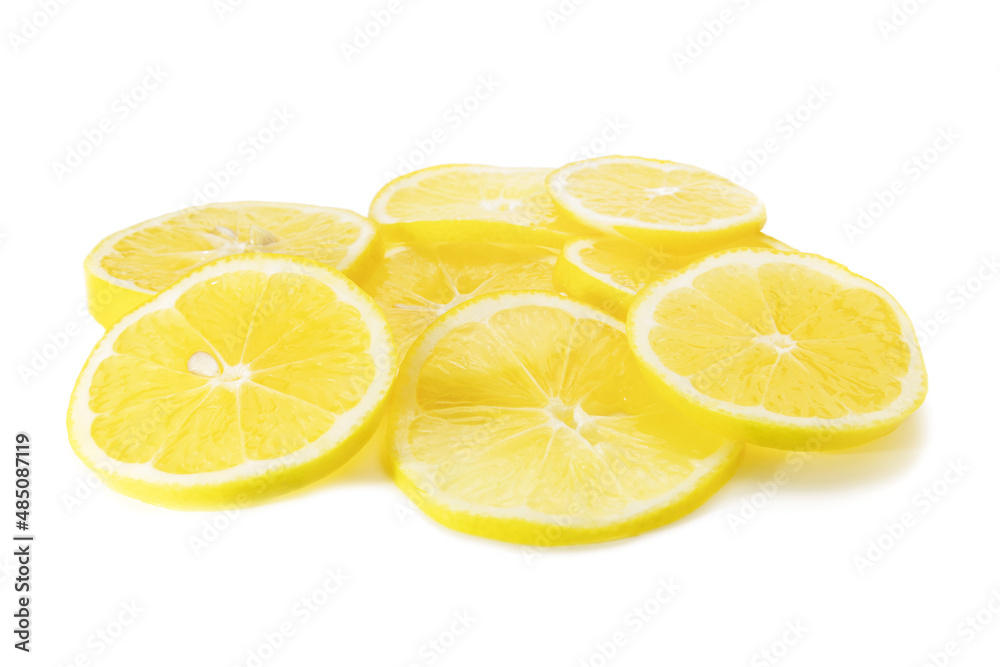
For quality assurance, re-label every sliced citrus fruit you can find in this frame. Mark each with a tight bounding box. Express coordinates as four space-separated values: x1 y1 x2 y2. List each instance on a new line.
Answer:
628 249 927 450
555 233 792 319
67 255 396 509
85 202 381 328
362 242 556 357
546 156 766 249
387 291 742 545
369 164 590 246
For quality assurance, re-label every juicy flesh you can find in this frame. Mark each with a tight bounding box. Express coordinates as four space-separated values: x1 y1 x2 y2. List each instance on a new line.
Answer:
384 168 580 232
364 244 556 355
648 261 911 418
88 270 375 474
405 304 731 519
564 162 759 226
579 233 788 293
101 205 363 292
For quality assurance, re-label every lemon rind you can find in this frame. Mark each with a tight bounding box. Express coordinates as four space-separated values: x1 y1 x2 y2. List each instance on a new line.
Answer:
369 164 581 246
627 248 928 450
553 238 633 320
555 234 796 321
563 236 639 295
387 289 743 544
84 202 379 327
370 164 554 225
545 155 766 237
68 254 397 509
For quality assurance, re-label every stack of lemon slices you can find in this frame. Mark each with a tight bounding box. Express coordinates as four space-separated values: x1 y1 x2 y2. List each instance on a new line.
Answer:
68 156 927 545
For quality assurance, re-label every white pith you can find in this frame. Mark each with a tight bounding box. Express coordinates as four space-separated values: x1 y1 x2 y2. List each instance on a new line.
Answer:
69 255 396 488
85 202 377 294
547 155 764 233
628 249 927 430
390 290 740 528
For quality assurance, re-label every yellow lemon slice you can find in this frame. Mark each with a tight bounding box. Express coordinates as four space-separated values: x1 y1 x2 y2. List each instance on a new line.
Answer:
387 291 742 545
555 233 792 319
67 255 396 509
362 242 556 357
369 164 590 246
85 202 381 328
546 156 766 249
628 249 927 450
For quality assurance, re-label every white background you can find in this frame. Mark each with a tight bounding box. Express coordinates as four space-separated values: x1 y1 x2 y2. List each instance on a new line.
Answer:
2 0 999 665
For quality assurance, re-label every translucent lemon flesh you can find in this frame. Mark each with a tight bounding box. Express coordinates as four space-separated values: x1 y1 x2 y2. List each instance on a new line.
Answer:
362 243 556 356
555 232 791 318
628 249 927 450
369 165 590 246
68 255 396 508
547 156 766 249
85 202 380 328
388 291 741 545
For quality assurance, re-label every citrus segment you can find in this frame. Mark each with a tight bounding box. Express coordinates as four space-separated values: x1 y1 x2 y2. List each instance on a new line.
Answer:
68 255 396 508
85 202 381 328
362 243 556 356
546 156 766 249
628 249 927 450
555 232 791 318
387 291 742 545
369 164 590 246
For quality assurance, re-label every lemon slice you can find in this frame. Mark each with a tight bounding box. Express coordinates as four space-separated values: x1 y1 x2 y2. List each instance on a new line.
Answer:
555 233 792 319
362 243 556 357
546 156 766 249
369 164 590 246
85 202 381 328
67 255 396 509
628 249 927 450
387 291 742 545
